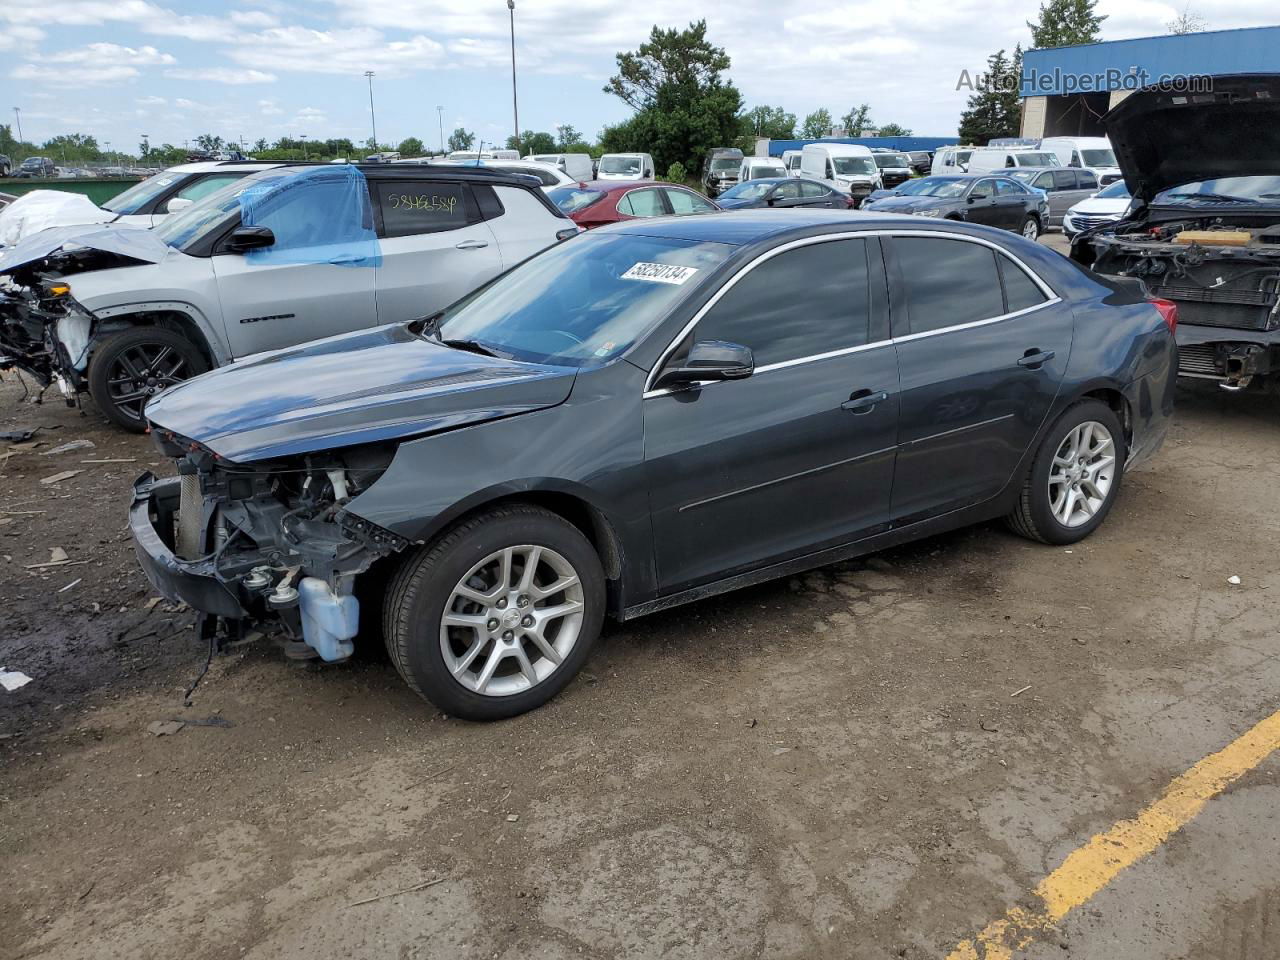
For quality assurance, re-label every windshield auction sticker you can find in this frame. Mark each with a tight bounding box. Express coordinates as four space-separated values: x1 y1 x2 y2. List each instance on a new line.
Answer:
621 262 699 285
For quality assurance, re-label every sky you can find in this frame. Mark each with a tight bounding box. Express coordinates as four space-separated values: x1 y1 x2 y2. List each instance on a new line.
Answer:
1 0 1277 155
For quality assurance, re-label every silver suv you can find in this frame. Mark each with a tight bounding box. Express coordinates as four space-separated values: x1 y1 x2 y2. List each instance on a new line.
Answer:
0 164 578 430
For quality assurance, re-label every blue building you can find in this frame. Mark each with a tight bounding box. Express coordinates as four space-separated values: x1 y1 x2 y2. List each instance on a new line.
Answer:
1019 25 1280 137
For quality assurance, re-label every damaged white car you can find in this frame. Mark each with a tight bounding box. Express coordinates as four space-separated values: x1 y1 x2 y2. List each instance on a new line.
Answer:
0 163 577 430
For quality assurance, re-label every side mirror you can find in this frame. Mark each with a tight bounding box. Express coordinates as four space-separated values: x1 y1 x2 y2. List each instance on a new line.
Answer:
967 195 979 203
226 225 275 252
165 197 194 214
653 340 754 390
766 196 776 206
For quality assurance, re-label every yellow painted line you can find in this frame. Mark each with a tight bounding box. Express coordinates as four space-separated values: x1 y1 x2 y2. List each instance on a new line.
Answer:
947 708 1280 959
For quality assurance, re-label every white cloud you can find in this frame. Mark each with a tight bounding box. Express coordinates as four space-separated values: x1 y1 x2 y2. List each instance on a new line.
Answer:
223 26 446 74
46 42 175 65
166 67 277 84
11 63 141 87
258 99 285 116
136 95 167 105
0 23 43 51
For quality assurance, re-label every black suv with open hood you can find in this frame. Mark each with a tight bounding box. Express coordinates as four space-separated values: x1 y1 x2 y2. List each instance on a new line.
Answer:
1073 74 1280 390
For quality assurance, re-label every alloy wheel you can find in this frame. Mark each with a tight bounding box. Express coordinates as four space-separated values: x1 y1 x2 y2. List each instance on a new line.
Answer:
105 343 190 423
439 545 585 696
1022 218 1040 239
1048 420 1116 528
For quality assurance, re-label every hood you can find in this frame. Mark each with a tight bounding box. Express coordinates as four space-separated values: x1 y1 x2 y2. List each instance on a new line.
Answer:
1070 194 1133 216
864 195 945 213
0 224 169 275
0 190 114 248
1106 73 1280 202
144 322 577 462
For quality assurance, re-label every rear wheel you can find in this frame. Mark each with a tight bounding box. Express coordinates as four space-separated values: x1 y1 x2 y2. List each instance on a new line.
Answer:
1020 215 1041 240
87 327 208 432
1007 400 1126 545
383 505 605 721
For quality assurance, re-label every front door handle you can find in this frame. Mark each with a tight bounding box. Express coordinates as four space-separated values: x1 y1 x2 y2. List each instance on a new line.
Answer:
841 389 888 414
455 239 489 250
1017 349 1056 369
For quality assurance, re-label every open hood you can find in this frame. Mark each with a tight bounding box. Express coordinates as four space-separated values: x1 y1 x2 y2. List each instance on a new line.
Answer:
144 322 577 462
1106 74 1280 202
0 224 169 275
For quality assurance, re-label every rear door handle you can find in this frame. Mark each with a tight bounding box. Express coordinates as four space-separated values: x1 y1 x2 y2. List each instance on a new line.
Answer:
1017 349 1056 369
841 389 888 413
455 239 489 250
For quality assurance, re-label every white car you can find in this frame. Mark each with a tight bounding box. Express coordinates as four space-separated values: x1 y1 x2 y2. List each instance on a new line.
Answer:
596 153 655 181
0 161 282 247
0 165 578 431
1061 178 1132 239
433 159 575 192
738 157 787 182
527 153 594 182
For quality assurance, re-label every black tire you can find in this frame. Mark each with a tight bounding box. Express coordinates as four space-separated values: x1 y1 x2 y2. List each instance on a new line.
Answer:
87 326 209 432
1019 215 1041 241
1007 399 1127 545
383 504 606 721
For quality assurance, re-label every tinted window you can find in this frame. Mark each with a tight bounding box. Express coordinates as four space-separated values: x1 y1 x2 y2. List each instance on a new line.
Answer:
618 188 665 217
376 181 469 237
995 179 1024 195
774 181 802 200
1032 173 1053 190
894 237 1005 334
1053 170 1077 190
1078 171 1098 189
695 239 870 366
665 188 716 215
998 254 1048 313
548 186 605 213
799 181 828 198
970 180 995 199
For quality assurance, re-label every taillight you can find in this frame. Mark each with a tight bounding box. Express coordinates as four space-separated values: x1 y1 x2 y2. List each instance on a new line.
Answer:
1149 297 1178 333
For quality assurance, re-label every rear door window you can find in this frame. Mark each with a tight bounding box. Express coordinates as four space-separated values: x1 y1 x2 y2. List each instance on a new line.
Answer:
374 181 472 237
892 236 1006 334
1053 170 1078 191
774 181 802 200
799 181 827 198
998 254 1049 313
995 179 1023 195
617 188 667 218
1078 171 1098 189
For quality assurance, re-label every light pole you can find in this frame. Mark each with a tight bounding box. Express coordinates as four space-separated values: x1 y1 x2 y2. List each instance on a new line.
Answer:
105 140 112 169
300 134 308 160
12 106 22 143
436 105 444 155
507 0 520 154
141 134 149 162
364 70 377 151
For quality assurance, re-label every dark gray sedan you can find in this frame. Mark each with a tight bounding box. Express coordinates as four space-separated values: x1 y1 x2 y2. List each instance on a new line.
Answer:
714 177 853 210
1006 166 1101 227
863 174 1051 239
132 211 1176 720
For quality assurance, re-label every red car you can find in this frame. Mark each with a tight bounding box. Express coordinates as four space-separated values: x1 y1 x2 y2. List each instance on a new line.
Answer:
547 180 720 229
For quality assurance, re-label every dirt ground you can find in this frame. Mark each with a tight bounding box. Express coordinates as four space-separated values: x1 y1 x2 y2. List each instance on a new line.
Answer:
4 256 1280 958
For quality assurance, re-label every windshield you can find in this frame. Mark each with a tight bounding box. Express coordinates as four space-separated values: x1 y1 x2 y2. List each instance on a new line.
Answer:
1096 179 1131 199
547 185 605 214
1080 148 1117 167
1153 176 1280 206
893 177 968 198
153 169 289 250
873 154 910 169
1014 152 1057 167
102 171 185 214
719 182 773 200
600 156 642 175
435 233 733 367
1007 170 1039 184
832 157 877 176
747 165 783 178
711 157 739 171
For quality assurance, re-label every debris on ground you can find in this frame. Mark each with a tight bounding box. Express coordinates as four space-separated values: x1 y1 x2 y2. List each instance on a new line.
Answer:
146 720 185 737
1227 575 1242 585
40 440 96 456
57 578 82 593
0 427 39 442
1 669 34 692
347 876 445 908
40 470 82 485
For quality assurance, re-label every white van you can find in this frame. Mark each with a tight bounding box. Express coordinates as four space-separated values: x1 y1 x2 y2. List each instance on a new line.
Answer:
781 150 804 176
596 153 655 181
739 156 787 182
799 143 881 202
528 153 594 182
930 146 976 175
965 147 1060 174
1039 137 1123 185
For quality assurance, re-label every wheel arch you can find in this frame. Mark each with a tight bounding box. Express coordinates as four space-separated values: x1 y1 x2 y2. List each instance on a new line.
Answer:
89 305 226 370
1076 385 1132 451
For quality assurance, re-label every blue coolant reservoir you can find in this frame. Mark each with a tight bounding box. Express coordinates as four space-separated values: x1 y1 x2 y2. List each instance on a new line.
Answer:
298 577 358 662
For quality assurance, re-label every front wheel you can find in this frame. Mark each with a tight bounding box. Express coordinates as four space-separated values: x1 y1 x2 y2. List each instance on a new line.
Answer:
1007 400 1126 545
383 505 605 721
1020 215 1041 240
87 327 209 432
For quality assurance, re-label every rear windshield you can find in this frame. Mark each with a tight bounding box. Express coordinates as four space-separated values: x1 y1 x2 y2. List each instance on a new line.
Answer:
435 233 733 367
720 182 773 200
102 171 185 214
547 186 606 213
1096 179 1131 199
896 177 968 198
600 156 642 175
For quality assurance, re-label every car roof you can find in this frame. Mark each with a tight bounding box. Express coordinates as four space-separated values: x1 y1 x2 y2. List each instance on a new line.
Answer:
607 208 1027 246
571 179 665 193
1007 166 1076 174
166 161 284 173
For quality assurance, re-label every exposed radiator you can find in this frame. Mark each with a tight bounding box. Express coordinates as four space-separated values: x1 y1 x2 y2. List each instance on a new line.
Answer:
1178 343 1221 377
177 473 203 559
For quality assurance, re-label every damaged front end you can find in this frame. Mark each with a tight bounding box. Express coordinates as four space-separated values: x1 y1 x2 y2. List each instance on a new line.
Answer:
130 431 409 661
0 258 105 400
1086 218 1280 389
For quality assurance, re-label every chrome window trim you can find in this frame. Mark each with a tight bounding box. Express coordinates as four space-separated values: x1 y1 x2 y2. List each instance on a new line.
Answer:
642 228 1061 399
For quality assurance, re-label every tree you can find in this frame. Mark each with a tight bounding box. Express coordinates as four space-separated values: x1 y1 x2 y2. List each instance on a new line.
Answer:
555 124 582 148
194 133 225 153
1167 5 1206 33
800 108 832 139
507 130 556 154
840 104 872 136
448 128 476 152
601 20 744 175
742 105 796 140
876 122 913 137
957 49 1021 145
253 138 268 153
1027 0 1105 48
397 136 425 156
